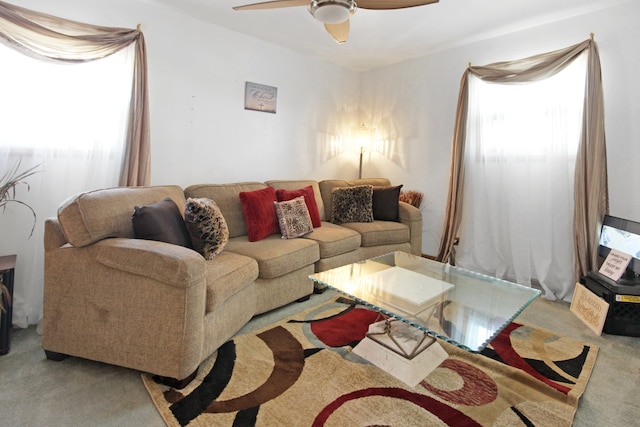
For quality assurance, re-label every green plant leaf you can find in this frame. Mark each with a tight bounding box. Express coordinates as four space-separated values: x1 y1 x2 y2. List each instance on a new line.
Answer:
0 160 42 238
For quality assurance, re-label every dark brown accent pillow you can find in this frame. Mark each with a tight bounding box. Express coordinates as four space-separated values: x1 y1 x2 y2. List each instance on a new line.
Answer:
331 185 374 224
132 198 192 248
185 198 229 259
372 185 403 221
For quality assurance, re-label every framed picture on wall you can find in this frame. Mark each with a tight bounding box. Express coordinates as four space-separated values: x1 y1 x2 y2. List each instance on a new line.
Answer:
244 81 277 114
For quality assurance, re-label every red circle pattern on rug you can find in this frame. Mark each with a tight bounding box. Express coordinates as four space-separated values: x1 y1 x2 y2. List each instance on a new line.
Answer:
310 307 381 347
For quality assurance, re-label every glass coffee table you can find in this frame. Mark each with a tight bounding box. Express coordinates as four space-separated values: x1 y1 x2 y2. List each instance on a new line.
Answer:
309 252 540 385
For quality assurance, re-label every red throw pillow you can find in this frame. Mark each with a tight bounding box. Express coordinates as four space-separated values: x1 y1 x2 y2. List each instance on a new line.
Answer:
239 187 279 242
275 186 322 228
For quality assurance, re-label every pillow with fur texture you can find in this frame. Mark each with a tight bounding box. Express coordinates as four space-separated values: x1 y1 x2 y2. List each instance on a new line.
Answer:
274 196 314 239
331 185 374 224
184 197 229 259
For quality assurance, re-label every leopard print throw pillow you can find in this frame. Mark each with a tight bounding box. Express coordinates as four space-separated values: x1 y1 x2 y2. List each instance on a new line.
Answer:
184 197 229 259
331 185 374 224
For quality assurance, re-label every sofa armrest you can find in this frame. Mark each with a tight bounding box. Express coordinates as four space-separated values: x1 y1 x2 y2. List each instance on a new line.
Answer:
93 238 205 288
44 218 68 251
43 237 207 380
398 201 423 256
45 218 206 289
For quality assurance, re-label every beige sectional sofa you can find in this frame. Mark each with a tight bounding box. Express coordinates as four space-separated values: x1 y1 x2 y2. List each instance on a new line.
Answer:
42 178 422 387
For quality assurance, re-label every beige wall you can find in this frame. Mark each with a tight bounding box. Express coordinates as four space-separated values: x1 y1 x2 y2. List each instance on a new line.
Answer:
4 0 639 273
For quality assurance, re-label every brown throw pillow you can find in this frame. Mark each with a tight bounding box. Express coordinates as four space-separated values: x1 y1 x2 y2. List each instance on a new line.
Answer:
184 198 229 259
331 185 374 224
372 185 403 221
132 197 193 248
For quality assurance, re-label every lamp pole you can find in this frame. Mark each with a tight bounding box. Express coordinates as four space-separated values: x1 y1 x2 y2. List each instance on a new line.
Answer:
356 123 373 179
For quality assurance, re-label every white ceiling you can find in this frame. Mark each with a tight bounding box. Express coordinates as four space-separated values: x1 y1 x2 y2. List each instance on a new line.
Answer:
149 0 620 71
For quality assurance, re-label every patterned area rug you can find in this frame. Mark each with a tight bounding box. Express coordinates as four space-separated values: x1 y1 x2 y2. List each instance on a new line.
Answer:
143 297 598 426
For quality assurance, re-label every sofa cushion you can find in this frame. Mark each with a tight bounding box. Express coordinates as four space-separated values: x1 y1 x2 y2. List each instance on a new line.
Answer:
185 198 229 259
225 235 319 279
239 187 279 242
331 185 374 224
58 185 187 247
372 185 403 221
203 251 258 313
274 186 322 228
184 182 266 239
341 220 410 248
274 196 314 239
302 221 361 258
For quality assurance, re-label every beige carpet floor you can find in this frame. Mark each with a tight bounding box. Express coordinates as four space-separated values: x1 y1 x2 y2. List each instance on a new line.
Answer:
1 290 639 426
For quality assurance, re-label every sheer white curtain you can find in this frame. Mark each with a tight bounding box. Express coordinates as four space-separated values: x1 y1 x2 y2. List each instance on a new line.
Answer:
455 52 587 300
0 43 134 327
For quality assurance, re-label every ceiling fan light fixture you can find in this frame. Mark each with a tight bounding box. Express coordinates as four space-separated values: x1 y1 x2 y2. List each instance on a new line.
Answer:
309 0 356 24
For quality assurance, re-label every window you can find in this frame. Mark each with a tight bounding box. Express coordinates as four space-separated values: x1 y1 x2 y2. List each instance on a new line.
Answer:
0 43 135 327
0 43 134 154
469 56 586 162
455 52 587 298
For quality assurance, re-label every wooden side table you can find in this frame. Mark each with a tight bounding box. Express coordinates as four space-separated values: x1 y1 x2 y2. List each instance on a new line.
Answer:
0 255 16 356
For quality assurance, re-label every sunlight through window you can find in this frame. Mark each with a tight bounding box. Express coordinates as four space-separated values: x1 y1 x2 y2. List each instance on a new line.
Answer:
469 52 587 160
0 44 134 153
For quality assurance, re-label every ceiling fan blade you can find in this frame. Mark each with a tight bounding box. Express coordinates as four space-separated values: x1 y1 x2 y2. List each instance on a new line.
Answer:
324 20 349 44
357 0 438 10
233 0 309 11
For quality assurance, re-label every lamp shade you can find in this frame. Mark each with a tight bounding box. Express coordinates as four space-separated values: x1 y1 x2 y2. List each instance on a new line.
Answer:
354 123 373 152
309 1 355 24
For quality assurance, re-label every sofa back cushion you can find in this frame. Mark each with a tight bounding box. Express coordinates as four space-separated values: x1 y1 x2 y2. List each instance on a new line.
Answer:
57 185 187 247
184 182 266 238
318 178 391 221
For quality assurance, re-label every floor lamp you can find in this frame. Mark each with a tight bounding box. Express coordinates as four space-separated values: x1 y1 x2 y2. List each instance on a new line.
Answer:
355 124 373 179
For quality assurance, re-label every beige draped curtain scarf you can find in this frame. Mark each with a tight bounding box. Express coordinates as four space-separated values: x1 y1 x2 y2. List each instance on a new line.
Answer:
0 0 150 186
437 38 608 281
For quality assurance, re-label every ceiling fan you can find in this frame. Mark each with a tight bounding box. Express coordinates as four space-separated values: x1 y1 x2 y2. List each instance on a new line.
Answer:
233 0 439 44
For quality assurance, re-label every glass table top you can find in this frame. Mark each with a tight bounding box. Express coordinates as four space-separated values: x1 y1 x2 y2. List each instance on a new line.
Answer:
309 251 541 352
